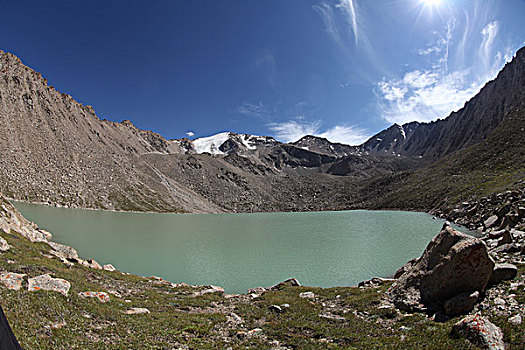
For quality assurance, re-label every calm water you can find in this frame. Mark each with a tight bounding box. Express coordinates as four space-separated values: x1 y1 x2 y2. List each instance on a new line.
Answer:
14 202 454 293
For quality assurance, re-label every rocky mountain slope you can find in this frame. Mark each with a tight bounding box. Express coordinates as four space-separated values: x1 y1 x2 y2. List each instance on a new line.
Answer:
361 47 525 161
1 46 524 213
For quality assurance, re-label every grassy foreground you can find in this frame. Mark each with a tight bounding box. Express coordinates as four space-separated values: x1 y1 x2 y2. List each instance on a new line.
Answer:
0 227 523 349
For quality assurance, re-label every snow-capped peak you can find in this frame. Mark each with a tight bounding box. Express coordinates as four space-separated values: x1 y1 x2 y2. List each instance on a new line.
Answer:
192 132 231 155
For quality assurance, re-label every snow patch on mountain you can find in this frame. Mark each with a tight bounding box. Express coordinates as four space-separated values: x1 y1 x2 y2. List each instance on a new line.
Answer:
193 132 231 154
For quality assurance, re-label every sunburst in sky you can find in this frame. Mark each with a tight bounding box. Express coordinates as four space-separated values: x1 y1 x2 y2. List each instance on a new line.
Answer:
0 0 523 144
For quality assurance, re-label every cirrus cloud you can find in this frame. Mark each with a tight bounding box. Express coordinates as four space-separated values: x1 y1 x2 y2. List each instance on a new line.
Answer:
268 119 369 145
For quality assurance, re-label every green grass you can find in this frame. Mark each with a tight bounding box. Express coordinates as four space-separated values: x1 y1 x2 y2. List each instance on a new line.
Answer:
0 228 523 349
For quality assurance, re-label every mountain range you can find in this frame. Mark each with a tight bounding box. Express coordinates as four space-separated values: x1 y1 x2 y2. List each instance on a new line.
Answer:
0 47 524 213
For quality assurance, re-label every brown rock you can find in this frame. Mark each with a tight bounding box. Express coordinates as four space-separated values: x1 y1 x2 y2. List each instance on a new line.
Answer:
496 230 513 246
443 291 479 316
387 225 494 312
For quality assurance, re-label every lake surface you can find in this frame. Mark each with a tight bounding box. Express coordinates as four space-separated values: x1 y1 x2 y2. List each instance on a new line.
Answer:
14 202 455 293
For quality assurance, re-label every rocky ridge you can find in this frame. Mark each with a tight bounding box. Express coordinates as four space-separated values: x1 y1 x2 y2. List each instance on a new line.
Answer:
1 46 524 214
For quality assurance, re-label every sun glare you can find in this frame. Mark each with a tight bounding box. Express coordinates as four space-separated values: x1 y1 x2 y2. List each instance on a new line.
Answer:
421 0 442 7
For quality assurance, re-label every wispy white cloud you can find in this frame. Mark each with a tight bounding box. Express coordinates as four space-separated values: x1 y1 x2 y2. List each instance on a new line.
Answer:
313 3 342 46
236 102 271 121
376 19 513 125
186 131 195 137
252 48 279 89
313 1 379 81
268 119 369 145
335 0 358 45
318 125 369 145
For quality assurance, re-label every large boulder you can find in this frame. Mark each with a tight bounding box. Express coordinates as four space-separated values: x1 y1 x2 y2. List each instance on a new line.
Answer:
28 274 71 296
387 224 494 312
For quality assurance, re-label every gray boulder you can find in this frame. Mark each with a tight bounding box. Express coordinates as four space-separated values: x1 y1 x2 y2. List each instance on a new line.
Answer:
387 225 494 312
488 263 518 286
28 274 71 296
452 314 505 350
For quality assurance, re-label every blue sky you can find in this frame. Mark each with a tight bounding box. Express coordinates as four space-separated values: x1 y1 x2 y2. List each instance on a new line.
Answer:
1 0 524 144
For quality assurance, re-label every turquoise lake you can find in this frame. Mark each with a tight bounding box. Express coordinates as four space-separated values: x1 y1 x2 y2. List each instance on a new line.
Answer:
14 202 455 293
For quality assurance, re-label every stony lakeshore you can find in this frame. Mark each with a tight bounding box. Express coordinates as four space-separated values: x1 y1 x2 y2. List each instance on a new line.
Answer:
0 194 524 349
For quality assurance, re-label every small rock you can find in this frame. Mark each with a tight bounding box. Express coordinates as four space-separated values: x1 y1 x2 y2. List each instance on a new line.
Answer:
443 291 479 316
269 278 301 290
83 259 102 270
194 285 225 296
488 263 518 286
496 230 513 246
299 291 315 299
247 286 266 294
28 274 70 296
103 264 116 272
228 313 243 324
318 313 345 321
0 272 26 291
493 297 505 306
269 305 282 313
508 314 522 325
47 242 78 260
484 215 499 229
453 314 505 350
50 320 66 330
82 314 92 319
281 303 290 309
491 243 520 254
125 307 150 315
0 237 10 251
78 291 110 303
